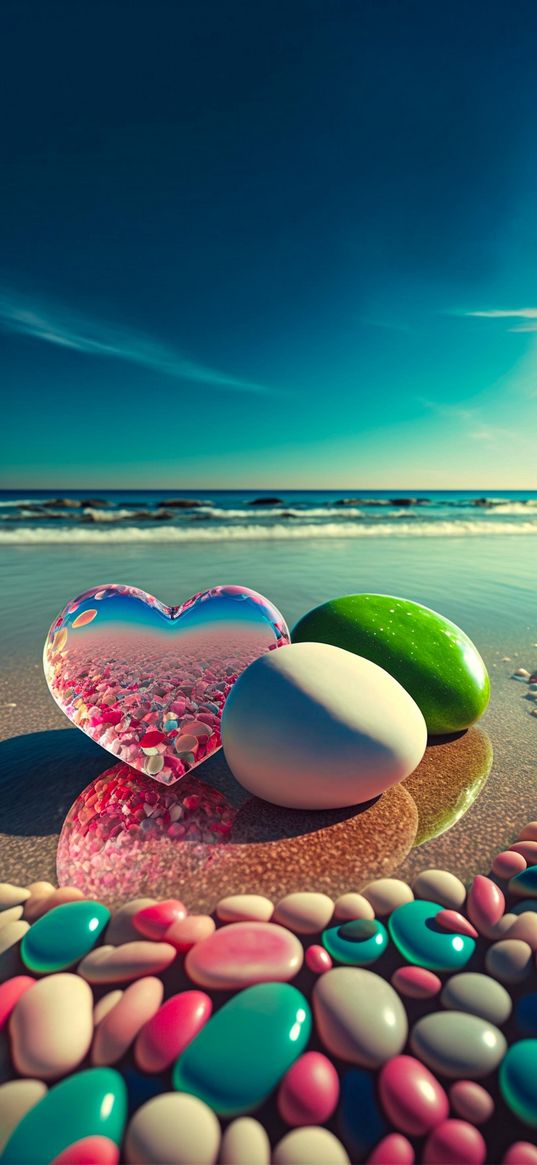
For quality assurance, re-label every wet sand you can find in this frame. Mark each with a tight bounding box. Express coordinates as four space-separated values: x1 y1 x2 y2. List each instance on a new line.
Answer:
1 652 536 908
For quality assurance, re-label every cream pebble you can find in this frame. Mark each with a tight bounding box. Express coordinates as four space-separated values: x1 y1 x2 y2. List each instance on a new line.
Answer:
313 967 407 1067
449 1081 494 1125
220 1118 270 1165
91 977 163 1065
492 851 527 879
10 973 93 1079
93 990 123 1026
333 893 375 922
23 884 56 922
410 1011 507 1078
30 886 85 921
412 869 466 909
0 907 23 931
440 973 512 1025
361 878 413 915
124 1092 220 1164
0 885 29 910
216 895 274 924
105 899 156 946
164 915 216 952
272 1127 350 1164
0 1079 47 1153
485 939 533 984
0 922 29 980
272 893 334 934
77 941 176 984
505 913 537 948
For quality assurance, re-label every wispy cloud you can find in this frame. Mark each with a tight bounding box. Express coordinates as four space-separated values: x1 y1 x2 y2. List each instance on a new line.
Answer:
462 307 537 334
0 290 273 394
418 397 478 423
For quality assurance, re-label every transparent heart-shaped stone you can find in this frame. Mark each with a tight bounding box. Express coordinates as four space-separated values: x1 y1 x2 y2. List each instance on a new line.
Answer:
44 583 289 783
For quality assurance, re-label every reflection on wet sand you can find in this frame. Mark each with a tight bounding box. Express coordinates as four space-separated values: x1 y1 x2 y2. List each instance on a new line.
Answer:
403 726 493 845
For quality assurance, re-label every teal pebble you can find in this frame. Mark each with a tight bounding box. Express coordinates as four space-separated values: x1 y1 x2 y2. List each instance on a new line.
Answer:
1 1067 127 1164
322 919 388 965
510 866 537 898
21 900 110 973
500 1039 537 1128
173 982 311 1116
389 899 475 972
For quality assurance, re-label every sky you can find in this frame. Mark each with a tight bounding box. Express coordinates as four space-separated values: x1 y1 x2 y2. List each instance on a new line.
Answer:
2 0 537 489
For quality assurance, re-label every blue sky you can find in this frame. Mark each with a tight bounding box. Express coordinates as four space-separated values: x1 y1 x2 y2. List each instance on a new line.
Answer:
2 0 537 488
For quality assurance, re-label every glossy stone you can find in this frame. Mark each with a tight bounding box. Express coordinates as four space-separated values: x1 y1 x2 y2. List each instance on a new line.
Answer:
50 1137 119 1165
0 978 35 1030
1 1068 127 1165
104 900 156 946
219 1118 270 1165
272 1127 350 1164
506 914 537 949
164 916 216 953
0 886 29 910
91 978 163 1066
322 919 388 966
221 642 427 809
172 982 311 1116
132 900 186 940
20 901 110 973
515 993 537 1036
449 1081 494 1125
0 1080 47 1155
0 922 30 981
361 879 413 915
272 893 334 934
500 1040 537 1127
44 583 289 783
378 1055 448 1136
485 939 533 984
77 941 176 983
389 899 475 971
510 866 537 898
10 973 94 1079
124 1092 220 1164
510 841 537 864
184 922 303 989
440 972 512 1025
467 875 505 937
338 1068 388 1160
134 991 213 1073
492 851 527 879
292 593 490 734
216 896 273 924
391 966 442 1000
435 910 478 939
333 893 375 922
403 726 493 846
367 1134 415 1165
313 967 407 1067
502 1145 537 1165
422 1120 486 1165
277 1051 339 1126
411 1011 507 1078
412 870 466 910
305 945 333 973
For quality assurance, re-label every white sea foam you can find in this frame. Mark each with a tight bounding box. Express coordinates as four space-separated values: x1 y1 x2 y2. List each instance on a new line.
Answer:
2 520 537 544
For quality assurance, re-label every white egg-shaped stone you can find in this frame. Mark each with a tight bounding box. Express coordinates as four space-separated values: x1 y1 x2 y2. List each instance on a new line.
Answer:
124 1092 220 1164
10 973 93 1079
221 643 427 809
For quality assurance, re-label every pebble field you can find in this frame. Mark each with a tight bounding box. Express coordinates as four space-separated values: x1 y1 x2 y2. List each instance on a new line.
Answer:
1 822 537 1163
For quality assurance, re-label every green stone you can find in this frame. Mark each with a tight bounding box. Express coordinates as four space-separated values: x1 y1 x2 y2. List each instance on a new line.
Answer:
500 1039 537 1127
510 866 537 898
1 1068 127 1164
322 919 388 965
20 900 110 973
172 982 311 1116
292 594 490 736
389 899 476 972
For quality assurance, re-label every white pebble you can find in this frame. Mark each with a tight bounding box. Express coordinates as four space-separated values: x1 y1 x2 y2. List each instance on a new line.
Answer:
272 1127 350 1164
0 922 29 981
333 893 375 922
220 1118 270 1165
272 893 334 934
0 907 23 931
10 973 93 1079
0 885 29 910
105 899 156 946
0 1079 47 1153
412 869 466 909
124 1092 220 1164
485 939 533 984
361 878 413 915
216 896 274 924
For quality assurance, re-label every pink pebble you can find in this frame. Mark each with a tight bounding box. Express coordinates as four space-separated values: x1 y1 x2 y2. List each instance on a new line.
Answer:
132 898 187 940
51 1136 119 1165
467 875 505 936
435 910 479 939
91 976 163 1065
502 1144 537 1165
379 1055 448 1136
492 851 527 879
184 921 303 989
0 976 35 1029
449 1081 494 1125
517 822 537 843
367 1134 415 1165
277 1051 339 1126
391 966 442 1000
305 945 333 973
510 841 537 865
134 990 212 1072
164 914 216 953
423 1120 486 1165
